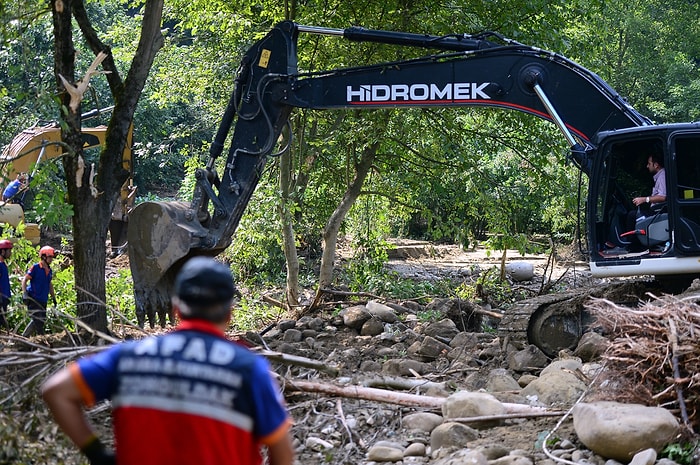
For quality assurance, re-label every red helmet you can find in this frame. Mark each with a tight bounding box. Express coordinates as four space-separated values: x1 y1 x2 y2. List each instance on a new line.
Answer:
0 240 12 250
40 245 55 257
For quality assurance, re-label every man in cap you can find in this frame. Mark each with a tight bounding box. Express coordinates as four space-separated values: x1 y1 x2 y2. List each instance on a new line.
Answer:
41 257 295 465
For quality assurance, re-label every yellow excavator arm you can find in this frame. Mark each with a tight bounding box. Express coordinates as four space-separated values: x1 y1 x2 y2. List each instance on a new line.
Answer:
0 112 134 245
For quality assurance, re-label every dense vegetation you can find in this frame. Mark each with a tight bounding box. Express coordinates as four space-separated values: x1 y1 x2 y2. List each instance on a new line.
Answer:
1 0 700 312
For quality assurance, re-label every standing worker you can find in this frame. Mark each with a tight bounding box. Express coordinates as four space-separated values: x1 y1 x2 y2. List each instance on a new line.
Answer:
21 245 57 336
41 256 295 465
0 239 13 329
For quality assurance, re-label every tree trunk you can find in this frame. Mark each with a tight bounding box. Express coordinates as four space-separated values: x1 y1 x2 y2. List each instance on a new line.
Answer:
317 141 380 289
53 0 164 331
278 148 299 309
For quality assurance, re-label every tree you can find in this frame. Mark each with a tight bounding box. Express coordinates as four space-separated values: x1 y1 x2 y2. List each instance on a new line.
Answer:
51 0 163 331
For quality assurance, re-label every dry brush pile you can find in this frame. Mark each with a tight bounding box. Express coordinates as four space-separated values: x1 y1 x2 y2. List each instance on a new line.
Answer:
588 291 700 435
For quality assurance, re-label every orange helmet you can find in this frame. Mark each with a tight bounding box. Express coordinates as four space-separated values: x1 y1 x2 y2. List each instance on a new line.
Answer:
40 245 55 258
0 240 12 250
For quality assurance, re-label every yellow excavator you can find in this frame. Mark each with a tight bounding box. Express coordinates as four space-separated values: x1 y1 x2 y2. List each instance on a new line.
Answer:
0 107 134 246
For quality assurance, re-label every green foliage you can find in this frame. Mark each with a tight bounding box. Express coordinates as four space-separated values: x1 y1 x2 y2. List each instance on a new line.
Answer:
4 239 137 331
417 308 442 323
106 268 136 325
222 181 287 286
345 234 390 292
660 440 699 465
2 239 76 333
230 293 285 332
455 266 526 307
23 161 73 232
534 431 561 451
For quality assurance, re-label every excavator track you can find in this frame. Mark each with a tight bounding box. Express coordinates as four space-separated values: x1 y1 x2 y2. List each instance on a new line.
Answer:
498 280 661 357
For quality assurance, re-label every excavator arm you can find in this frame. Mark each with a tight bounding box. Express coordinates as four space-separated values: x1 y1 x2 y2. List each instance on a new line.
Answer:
128 21 651 327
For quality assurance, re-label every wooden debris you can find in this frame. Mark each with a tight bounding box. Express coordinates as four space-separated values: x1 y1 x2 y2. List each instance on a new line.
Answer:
588 294 700 434
283 378 554 415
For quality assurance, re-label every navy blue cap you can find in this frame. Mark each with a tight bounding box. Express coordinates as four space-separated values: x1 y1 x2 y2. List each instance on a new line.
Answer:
174 257 236 307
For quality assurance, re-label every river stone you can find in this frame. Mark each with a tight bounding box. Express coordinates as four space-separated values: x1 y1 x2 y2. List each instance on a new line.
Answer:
486 368 522 392
521 369 587 407
298 315 325 331
278 319 296 331
340 305 371 329
432 448 488 465
490 456 534 465
360 317 384 336
573 331 609 361
475 444 510 460
450 332 479 349
423 318 460 341
404 442 427 457
408 335 452 361
366 300 399 323
517 374 537 387
282 328 302 342
382 358 431 376
367 445 404 462
441 391 505 428
305 436 334 450
629 448 657 465
539 358 583 376
572 402 680 462
505 261 535 281
430 422 479 451
402 412 444 433
506 344 549 372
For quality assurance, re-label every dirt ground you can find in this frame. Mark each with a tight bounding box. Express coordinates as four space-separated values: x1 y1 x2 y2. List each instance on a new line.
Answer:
0 240 671 464
260 240 601 464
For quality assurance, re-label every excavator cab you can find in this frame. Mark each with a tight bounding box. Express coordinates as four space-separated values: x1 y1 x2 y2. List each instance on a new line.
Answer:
588 127 700 277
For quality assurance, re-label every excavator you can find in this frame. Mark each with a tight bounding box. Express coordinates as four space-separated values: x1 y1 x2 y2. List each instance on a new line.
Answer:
128 21 700 354
0 107 134 247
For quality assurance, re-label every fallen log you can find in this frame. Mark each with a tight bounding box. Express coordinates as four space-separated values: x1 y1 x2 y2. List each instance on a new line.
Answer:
284 378 554 415
255 348 341 376
362 374 446 392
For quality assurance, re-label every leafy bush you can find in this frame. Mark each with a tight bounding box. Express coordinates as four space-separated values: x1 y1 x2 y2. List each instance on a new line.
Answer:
22 161 73 233
660 441 699 465
222 182 287 286
106 268 136 326
230 292 286 332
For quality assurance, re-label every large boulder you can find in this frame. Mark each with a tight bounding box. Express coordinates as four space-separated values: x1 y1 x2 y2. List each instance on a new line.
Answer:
572 401 679 462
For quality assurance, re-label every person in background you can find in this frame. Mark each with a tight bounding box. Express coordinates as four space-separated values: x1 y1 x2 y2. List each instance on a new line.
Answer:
2 173 28 204
41 256 295 465
0 239 13 329
21 245 57 336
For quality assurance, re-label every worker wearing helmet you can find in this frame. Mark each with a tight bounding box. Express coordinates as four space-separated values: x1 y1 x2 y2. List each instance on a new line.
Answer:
0 239 12 329
41 257 294 465
21 245 57 336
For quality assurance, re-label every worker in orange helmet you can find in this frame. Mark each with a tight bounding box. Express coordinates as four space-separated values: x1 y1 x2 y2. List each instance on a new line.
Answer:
21 245 57 336
0 239 13 330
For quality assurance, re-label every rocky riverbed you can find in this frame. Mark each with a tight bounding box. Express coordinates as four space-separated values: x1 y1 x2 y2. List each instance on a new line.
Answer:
2 241 697 464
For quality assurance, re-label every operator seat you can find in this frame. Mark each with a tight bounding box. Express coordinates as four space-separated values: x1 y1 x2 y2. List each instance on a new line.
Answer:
623 203 670 250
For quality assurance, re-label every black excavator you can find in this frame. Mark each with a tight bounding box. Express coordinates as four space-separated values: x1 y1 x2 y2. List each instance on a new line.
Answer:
128 21 700 355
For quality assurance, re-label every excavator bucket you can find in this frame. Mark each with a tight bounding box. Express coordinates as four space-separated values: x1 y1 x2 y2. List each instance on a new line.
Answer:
127 200 213 328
